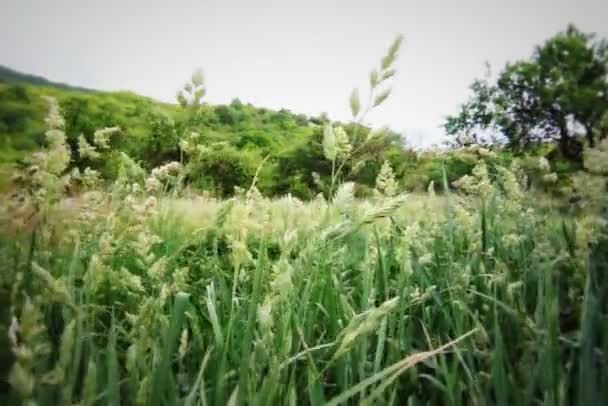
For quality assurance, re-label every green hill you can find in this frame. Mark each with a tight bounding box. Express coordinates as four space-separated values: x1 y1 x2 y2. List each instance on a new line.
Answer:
0 65 95 92
1 67 408 197
0 66 495 199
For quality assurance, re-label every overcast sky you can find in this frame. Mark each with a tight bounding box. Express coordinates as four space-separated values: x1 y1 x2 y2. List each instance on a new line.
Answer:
2 0 607 147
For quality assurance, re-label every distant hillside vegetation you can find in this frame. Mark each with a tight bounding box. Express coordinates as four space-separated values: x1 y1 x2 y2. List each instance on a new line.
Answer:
5 66 554 199
2 66 412 197
0 65 95 92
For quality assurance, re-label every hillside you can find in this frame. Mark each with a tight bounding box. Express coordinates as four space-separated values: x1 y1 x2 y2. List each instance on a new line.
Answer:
1 67 415 197
0 65 95 92
1 67 576 200
0 67 566 200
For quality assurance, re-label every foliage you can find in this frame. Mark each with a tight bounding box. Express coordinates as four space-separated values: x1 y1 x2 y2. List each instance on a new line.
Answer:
0 64 94 92
445 25 608 162
185 143 258 197
1 73 410 197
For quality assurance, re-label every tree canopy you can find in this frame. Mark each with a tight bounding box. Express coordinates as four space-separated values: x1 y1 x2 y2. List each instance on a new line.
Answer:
445 25 608 162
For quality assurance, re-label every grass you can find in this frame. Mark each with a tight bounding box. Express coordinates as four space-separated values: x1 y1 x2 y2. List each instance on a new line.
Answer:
1 88 607 405
2 174 607 405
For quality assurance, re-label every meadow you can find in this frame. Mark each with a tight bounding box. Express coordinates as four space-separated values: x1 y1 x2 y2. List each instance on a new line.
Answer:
1 31 608 406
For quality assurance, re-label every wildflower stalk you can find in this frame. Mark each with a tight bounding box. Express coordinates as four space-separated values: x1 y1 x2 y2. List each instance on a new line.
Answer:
325 35 403 200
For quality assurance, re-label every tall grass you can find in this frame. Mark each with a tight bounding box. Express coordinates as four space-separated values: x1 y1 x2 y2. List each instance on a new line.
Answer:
2 163 606 404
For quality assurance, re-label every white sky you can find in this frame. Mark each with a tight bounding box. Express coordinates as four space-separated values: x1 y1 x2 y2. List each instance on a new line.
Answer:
2 0 607 147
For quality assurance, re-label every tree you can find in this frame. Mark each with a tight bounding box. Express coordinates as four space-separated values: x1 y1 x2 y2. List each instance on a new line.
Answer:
445 25 608 162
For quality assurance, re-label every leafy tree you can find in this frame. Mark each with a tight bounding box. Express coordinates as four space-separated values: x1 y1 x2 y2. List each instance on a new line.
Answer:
445 25 608 162
230 98 243 109
143 110 180 166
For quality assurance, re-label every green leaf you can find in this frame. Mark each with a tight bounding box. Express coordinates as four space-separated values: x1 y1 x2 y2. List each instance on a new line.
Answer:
106 317 120 406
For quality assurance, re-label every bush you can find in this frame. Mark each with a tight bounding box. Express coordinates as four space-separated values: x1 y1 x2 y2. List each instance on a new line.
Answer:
186 144 256 197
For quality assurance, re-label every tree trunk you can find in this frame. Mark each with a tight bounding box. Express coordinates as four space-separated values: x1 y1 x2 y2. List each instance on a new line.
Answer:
558 121 584 164
585 124 596 148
